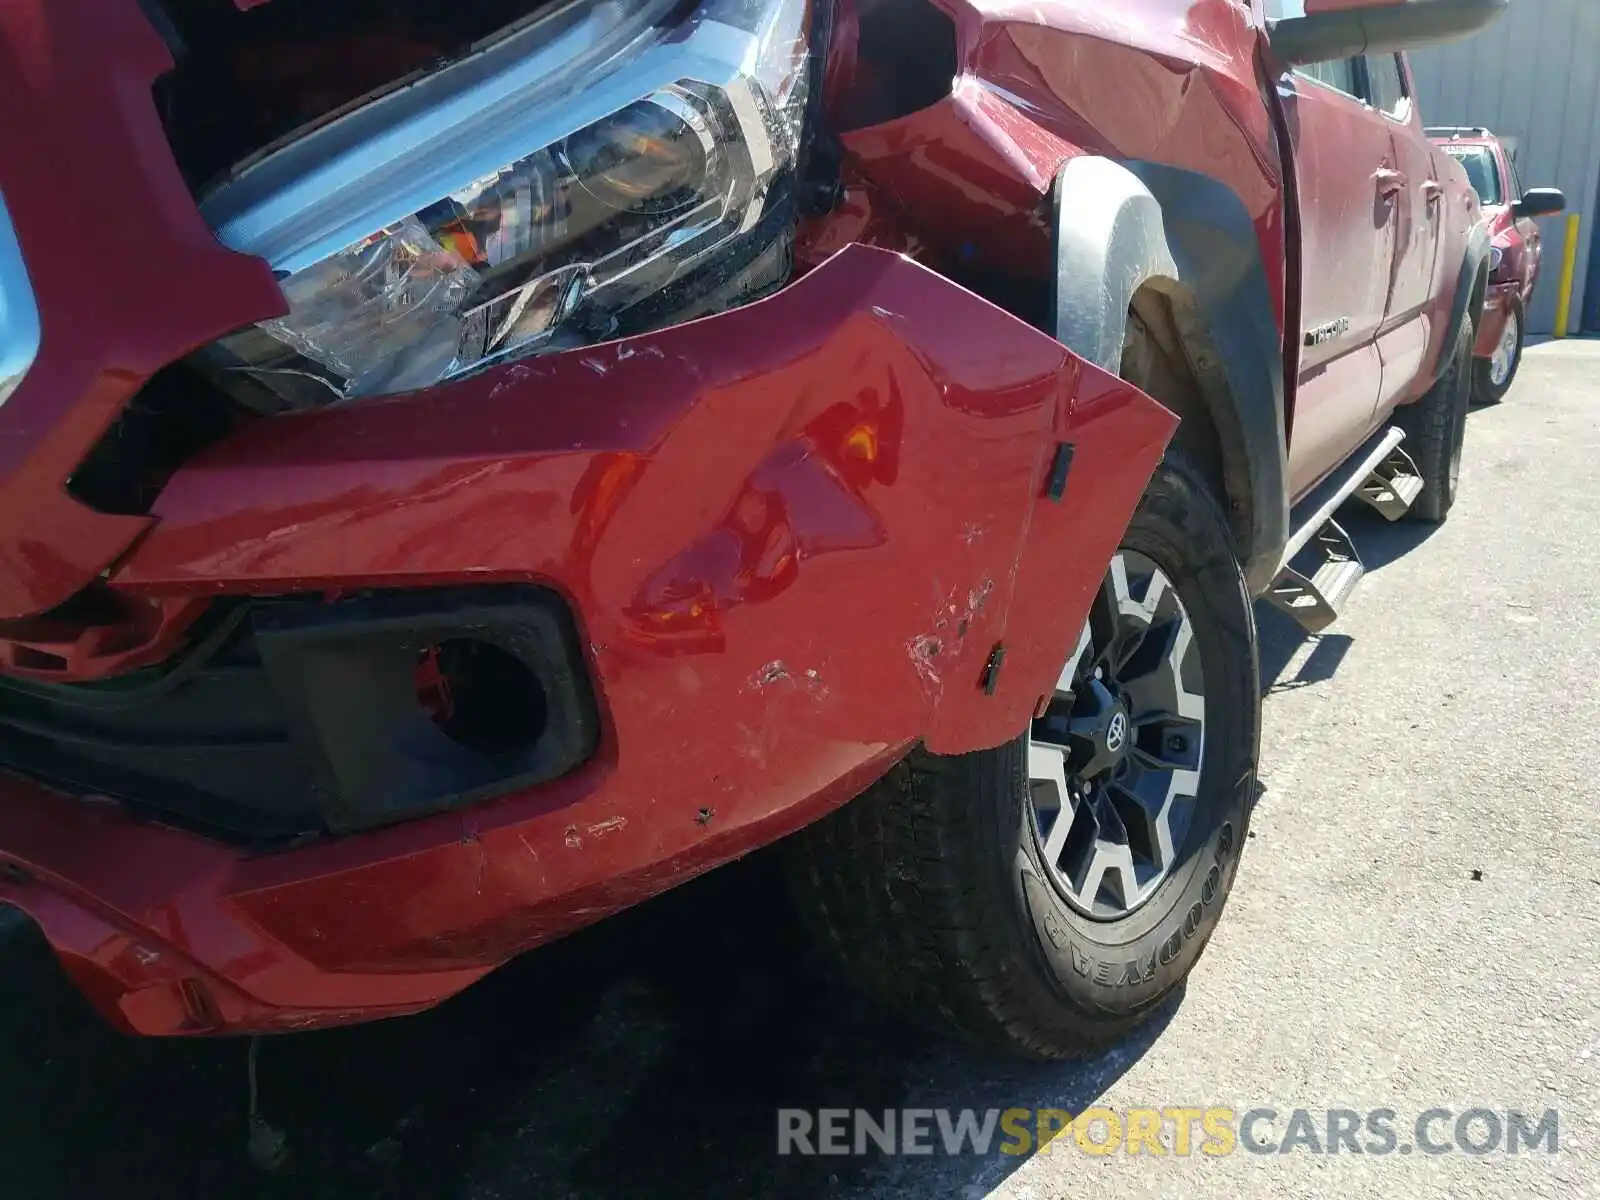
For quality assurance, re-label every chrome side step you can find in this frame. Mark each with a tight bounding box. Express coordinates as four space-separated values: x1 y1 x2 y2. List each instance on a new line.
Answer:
1267 427 1416 633
1354 443 1424 521
1266 519 1364 633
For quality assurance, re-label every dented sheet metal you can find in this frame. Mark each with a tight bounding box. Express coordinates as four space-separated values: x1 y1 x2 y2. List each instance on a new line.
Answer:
0 245 1173 1034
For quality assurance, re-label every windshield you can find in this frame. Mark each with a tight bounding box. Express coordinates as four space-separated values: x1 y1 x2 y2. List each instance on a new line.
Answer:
1443 147 1504 206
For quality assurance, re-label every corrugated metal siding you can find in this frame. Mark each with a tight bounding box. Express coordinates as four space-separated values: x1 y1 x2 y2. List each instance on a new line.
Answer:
1410 1 1600 334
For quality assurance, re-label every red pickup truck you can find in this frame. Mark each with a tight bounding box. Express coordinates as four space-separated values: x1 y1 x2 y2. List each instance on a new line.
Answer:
0 0 1502 1055
1430 126 1567 403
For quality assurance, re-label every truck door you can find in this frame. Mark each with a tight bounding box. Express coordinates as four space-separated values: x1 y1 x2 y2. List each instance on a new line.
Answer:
1367 52 1444 419
1274 55 1400 499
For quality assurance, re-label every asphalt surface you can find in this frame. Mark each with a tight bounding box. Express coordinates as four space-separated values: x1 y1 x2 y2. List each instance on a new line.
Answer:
1 341 1596 1199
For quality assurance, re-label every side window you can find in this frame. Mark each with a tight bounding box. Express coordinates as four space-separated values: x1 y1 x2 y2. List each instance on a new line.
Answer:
1298 58 1361 98
1364 54 1409 116
1507 152 1526 202
1269 0 1363 98
1444 147 1503 206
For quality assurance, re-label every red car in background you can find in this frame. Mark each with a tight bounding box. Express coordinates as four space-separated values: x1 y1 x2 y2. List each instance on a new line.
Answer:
1430 127 1567 403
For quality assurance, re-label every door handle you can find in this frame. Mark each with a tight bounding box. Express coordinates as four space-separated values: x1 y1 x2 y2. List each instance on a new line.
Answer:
1375 168 1407 198
1422 180 1444 203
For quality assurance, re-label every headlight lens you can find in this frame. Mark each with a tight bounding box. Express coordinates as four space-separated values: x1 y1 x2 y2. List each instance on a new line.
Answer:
1489 245 1506 277
203 0 812 404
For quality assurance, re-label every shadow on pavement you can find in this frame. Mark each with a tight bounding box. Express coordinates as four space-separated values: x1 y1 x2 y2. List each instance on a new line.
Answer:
1258 503 1439 694
0 852 1172 1199
1259 610 1353 696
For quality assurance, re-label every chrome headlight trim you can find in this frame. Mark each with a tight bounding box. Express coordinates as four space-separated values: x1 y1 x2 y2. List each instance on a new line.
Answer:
201 4 785 277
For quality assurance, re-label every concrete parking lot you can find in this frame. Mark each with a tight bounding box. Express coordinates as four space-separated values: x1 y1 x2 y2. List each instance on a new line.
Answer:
1 341 1596 1200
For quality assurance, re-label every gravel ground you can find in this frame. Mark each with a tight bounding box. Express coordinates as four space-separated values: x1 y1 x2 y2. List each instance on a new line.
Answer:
0 341 1595 1199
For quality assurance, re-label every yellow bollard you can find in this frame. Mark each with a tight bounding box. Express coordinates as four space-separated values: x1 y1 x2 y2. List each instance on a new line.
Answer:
1553 212 1581 339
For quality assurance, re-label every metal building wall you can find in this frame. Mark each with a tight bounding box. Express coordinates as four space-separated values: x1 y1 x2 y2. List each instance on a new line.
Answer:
1409 1 1600 334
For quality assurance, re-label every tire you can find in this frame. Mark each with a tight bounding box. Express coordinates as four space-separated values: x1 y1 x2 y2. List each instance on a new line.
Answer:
1472 301 1523 405
1396 314 1474 523
783 454 1260 1059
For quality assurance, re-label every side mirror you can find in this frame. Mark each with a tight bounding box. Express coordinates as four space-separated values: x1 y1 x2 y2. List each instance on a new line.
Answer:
1514 188 1567 219
1270 0 1509 67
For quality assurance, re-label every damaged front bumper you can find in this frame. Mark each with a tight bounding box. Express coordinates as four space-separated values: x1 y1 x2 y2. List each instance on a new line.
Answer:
0 245 1175 1034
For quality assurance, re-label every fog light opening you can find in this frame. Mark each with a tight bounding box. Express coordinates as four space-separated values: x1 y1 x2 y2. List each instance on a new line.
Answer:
414 639 548 756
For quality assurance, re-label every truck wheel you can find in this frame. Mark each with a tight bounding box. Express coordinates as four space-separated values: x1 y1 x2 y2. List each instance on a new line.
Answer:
1398 315 1473 523
1473 302 1523 405
784 454 1259 1059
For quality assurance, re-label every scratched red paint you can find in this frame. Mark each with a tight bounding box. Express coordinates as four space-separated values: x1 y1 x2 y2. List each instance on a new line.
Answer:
0 0 1256 1034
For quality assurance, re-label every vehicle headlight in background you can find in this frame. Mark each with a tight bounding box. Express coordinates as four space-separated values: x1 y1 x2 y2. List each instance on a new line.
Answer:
203 0 812 405
1489 245 1506 277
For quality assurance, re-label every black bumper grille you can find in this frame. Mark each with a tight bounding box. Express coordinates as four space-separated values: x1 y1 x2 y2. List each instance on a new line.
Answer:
0 588 598 848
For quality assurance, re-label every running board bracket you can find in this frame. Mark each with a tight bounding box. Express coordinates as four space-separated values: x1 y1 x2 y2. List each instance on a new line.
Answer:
1267 426 1416 632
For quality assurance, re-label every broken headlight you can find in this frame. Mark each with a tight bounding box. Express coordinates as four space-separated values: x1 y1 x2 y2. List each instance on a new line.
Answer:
203 0 812 404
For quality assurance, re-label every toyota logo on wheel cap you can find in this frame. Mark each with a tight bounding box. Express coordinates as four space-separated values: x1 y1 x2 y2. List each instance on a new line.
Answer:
1106 711 1128 753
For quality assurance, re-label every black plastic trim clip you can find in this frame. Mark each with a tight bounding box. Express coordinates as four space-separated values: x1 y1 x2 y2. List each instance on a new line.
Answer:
1045 443 1075 501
